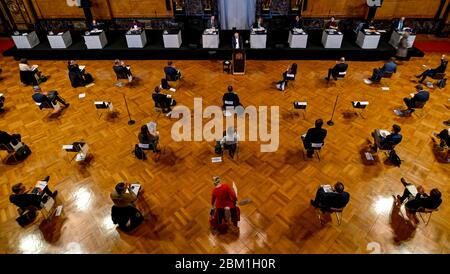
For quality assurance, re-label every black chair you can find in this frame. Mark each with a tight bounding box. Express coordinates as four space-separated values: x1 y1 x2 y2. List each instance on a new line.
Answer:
432 72 445 80
20 70 38 86
113 66 132 87
223 61 231 74
410 100 427 118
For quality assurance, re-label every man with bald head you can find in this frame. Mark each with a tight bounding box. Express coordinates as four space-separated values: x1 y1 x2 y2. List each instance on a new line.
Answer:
325 57 348 81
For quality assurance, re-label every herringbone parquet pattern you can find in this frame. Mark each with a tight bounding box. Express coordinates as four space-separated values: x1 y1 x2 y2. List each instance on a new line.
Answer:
0 52 449 254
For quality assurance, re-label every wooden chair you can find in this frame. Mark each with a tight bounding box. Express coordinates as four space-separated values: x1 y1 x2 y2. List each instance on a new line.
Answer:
316 207 345 225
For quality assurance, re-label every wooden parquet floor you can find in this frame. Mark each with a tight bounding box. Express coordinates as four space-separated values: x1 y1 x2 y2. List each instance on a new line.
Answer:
0 52 449 254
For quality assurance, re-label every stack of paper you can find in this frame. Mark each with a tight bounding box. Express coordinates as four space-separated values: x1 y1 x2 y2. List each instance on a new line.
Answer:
322 185 333 193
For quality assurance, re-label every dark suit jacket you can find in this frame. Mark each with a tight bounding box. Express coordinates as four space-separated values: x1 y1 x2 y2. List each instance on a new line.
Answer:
10 194 42 209
32 93 52 106
381 133 402 148
223 92 240 107
164 66 178 77
152 93 171 108
317 188 350 209
293 19 304 29
434 59 448 74
412 90 430 104
332 63 348 76
231 36 244 49
392 19 405 31
207 19 218 29
304 127 327 145
0 131 13 145
405 194 442 211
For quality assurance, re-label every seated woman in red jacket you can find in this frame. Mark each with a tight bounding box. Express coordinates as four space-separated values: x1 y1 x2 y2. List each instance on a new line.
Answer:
210 176 239 228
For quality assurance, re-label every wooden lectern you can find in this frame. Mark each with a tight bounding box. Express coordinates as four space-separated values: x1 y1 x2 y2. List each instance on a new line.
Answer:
232 49 246 75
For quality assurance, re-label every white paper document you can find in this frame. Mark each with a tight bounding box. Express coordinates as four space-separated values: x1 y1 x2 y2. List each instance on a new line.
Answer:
406 185 418 196
130 184 141 196
62 144 74 150
322 185 333 193
211 157 222 163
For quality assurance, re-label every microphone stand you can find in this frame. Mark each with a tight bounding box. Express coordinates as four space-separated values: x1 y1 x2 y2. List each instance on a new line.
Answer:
327 93 340 126
123 93 135 125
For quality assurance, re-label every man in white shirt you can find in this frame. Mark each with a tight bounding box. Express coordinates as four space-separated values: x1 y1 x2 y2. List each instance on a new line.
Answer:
231 32 243 49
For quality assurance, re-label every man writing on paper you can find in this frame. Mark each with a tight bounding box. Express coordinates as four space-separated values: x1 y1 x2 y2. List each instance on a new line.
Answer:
10 176 58 211
394 178 442 212
370 124 402 152
310 182 350 211
402 84 429 114
302 119 327 158
110 182 139 208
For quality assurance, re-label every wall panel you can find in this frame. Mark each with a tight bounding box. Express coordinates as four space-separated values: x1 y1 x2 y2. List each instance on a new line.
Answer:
108 0 173 18
375 0 442 19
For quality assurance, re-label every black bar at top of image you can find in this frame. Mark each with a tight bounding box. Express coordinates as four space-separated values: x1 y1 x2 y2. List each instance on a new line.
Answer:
0 254 447 274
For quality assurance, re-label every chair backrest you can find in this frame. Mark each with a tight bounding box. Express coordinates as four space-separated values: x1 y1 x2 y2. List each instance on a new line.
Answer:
418 207 439 213
413 100 426 109
383 71 393 78
166 73 177 82
329 207 345 212
113 66 129 80
224 100 234 106
433 72 445 80
311 143 323 149
0 143 14 152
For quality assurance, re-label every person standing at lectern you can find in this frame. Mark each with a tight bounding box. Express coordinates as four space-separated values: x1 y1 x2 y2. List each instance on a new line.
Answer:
292 15 304 29
393 17 406 31
207 15 218 29
232 32 244 49
252 16 265 29
325 17 338 30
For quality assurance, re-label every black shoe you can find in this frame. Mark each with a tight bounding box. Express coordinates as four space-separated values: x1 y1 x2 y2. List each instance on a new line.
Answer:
444 121 450 126
43 176 50 182
51 190 58 198
324 77 329 81
65 103 70 108
415 75 421 78
310 200 317 207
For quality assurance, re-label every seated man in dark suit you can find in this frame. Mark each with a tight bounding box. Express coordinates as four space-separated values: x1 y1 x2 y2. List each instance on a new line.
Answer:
310 182 350 211
19 58 45 86
292 15 304 29
206 15 218 29
302 119 327 158
392 17 406 31
0 131 21 148
325 57 348 81
222 85 241 110
152 86 176 113
395 178 442 212
370 124 402 152
232 32 244 49
365 57 397 84
416 54 447 83
68 60 93 88
113 59 133 83
403 84 429 114
164 61 182 81
9 176 58 212
32 86 69 113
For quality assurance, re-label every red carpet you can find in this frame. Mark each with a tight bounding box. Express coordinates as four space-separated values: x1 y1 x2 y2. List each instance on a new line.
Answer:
0 38 15 53
414 40 450 53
